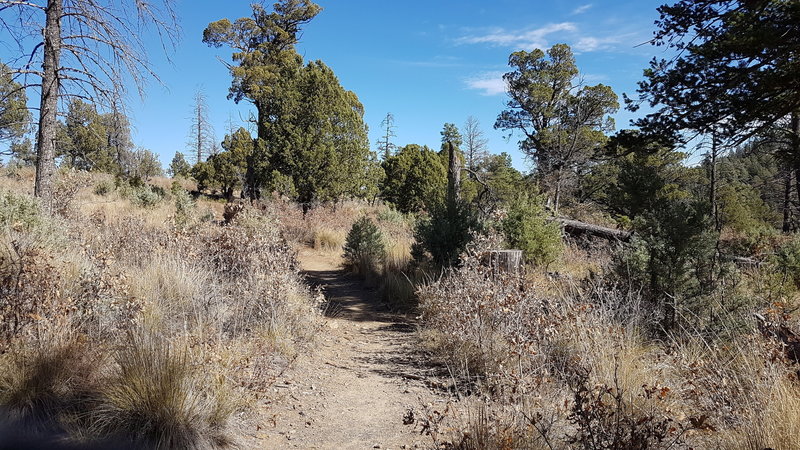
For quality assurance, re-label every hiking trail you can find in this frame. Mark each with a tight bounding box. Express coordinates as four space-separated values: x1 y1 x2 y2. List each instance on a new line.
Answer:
249 248 450 449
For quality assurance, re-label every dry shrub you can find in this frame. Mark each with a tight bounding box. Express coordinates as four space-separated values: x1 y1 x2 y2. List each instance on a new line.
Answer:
0 180 320 447
417 253 717 448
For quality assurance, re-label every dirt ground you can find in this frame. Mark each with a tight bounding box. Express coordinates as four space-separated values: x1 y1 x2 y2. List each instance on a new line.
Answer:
247 249 450 450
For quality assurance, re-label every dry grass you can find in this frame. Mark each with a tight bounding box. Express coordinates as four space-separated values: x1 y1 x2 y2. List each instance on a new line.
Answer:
416 244 800 448
313 227 346 252
0 172 321 447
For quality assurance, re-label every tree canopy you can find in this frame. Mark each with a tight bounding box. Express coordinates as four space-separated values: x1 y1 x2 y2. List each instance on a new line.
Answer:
630 0 800 144
495 43 619 214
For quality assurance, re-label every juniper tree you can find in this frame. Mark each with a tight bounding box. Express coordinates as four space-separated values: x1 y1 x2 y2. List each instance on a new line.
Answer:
205 2 372 207
203 0 321 199
496 44 618 214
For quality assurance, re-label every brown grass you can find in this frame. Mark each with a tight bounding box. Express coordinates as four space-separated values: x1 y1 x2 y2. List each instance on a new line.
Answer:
0 172 321 447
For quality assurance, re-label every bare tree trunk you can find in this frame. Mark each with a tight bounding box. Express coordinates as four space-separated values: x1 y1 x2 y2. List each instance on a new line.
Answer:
783 169 793 233
793 112 800 219
446 141 461 209
34 0 62 209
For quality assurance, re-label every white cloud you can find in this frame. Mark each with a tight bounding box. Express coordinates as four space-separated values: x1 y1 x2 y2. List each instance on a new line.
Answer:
571 4 593 15
456 23 576 49
465 72 507 96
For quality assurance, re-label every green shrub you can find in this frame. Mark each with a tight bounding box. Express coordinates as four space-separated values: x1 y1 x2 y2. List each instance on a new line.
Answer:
130 185 164 208
173 189 195 231
0 190 42 231
94 180 116 196
343 217 386 278
500 194 562 266
377 207 407 226
770 235 800 290
413 201 480 268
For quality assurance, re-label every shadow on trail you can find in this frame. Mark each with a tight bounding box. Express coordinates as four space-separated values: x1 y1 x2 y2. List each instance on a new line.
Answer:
303 268 410 324
303 264 452 392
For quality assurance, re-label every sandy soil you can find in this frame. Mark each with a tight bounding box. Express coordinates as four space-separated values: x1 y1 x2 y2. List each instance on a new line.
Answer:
248 249 449 450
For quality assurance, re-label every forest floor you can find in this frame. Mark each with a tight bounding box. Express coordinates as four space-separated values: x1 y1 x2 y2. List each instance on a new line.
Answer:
250 248 451 449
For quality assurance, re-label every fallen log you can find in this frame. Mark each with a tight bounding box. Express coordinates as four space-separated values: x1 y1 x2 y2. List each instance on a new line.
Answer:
551 217 632 242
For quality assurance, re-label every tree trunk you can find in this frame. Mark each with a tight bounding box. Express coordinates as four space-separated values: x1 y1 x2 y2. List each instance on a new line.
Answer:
709 133 721 232
446 141 461 210
783 169 793 233
552 217 632 241
793 112 800 218
34 0 63 209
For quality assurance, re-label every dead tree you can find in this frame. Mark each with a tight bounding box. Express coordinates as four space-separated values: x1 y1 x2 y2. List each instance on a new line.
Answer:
552 217 632 242
0 0 178 208
188 88 216 164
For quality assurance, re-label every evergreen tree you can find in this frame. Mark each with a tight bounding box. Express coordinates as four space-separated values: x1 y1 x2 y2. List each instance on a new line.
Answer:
0 63 30 143
168 152 191 178
631 0 800 221
381 144 447 213
204 0 321 199
496 44 618 214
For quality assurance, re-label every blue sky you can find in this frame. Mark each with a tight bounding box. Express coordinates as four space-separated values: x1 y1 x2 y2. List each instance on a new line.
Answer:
6 0 671 172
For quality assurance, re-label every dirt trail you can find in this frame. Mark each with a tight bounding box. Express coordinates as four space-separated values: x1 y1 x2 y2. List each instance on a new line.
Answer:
254 248 448 449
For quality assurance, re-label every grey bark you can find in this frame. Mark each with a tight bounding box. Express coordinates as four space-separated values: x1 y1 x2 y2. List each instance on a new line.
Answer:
551 217 632 242
34 0 62 208
446 141 461 208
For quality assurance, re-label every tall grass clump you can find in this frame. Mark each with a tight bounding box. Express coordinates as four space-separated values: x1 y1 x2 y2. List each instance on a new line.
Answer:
91 329 232 449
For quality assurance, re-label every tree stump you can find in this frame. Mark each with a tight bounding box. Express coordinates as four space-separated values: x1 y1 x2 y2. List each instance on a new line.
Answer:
484 250 523 275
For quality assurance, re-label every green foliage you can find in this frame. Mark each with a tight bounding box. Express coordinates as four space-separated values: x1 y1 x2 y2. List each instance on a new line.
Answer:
264 60 373 204
343 217 386 276
501 193 562 266
464 152 527 207
190 161 215 193
173 188 196 231
8 139 35 167
268 170 297 199
770 236 800 290
0 190 43 231
607 135 727 332
632 0 800 143
168 152 191 178
122 148 163 182
93 179 116 196
204 1 378 204
123 184 164 209
413 201 480 268
207 151 242 200
381 144 447 213
0 63 30 142
496 44 618 211
440 122 462 150
57 100 133 174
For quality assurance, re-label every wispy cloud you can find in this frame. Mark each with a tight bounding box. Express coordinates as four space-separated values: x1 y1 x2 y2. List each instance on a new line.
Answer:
456 23 576 49
571 4 593 15
465 71 507 96
573 35 622 52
